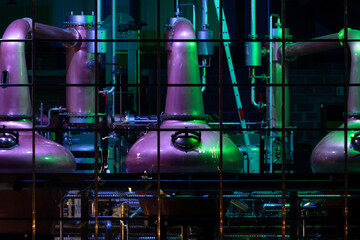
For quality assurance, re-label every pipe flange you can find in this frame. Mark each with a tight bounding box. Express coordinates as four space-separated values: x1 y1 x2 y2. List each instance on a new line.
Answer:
63 27 81 49
63 22 93 28
60 113 95 118
161 114 211 121
0 114 33 119
63 14 95 28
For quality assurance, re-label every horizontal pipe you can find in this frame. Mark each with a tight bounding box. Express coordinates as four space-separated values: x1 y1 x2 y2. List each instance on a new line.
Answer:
284 33 341 59
34 22 78 40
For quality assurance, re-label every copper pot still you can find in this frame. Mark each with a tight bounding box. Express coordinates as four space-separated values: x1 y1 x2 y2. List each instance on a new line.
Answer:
311 29 360 173
126 19 243 217
0 18 76 234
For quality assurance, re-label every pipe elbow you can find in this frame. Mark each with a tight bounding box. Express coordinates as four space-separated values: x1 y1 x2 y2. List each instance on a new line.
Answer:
165 19 196 52
2 18 32 40
172 19 196 40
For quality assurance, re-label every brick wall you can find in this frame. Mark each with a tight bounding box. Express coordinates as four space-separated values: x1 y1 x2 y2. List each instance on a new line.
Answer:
289 67 345 148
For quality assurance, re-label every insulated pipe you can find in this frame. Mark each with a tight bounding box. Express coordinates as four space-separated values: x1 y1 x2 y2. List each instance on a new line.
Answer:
284 33 341 59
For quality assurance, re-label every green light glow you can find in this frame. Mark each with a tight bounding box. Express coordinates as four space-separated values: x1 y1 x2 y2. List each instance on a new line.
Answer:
224 235 290 238
338 28 352 46
299 194 351 198
263 203 290 207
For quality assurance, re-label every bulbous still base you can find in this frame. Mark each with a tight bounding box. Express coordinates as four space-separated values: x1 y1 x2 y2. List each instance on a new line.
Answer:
311 118 360 173
126 121 243 174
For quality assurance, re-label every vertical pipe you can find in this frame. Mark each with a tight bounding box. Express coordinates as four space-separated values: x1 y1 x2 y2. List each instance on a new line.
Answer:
250 0 256 37
201 64 206 92
269 15 274 173
250 67 259 108
40 102 43 125
97 0 102 23
176 0 180 16
202 0 208 29
192 4 196 31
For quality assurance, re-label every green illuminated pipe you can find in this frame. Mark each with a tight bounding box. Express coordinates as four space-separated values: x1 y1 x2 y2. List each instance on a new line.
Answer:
251 0 256 38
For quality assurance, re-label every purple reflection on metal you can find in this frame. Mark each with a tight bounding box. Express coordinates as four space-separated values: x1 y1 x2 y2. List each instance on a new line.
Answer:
126 19 243 175
311 29 360 173
0 19 76 173
0 121 76 173
164 19 205 116
0 19 32 115
65 23 95 123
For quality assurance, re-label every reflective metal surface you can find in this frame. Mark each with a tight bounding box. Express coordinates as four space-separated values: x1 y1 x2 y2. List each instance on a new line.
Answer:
311 29 360 173
0 19 32 116
65 16 95 123
0 121 76 173
126 19 243 175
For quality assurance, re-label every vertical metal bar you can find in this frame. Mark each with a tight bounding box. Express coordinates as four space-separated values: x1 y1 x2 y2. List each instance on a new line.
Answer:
137 30 141 114
219 0 224 239
31 1 36 240
344 0 349 239
269 15 274 173
60 199 64 240
112 0 116 118
281 1 286 239
94 0 99 239
156 0 161 239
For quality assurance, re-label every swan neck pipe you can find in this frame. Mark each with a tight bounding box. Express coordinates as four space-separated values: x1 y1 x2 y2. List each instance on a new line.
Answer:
0 19 79 117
